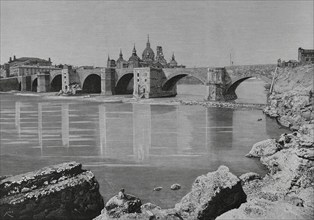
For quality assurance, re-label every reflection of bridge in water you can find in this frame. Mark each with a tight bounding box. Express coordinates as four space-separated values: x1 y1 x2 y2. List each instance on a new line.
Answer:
6 100 271 167
0 98 283 171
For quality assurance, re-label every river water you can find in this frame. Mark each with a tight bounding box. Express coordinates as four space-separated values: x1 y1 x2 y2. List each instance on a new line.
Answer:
0 81 284 208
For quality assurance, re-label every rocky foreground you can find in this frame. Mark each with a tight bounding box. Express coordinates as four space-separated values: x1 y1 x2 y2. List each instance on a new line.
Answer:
0 162 104 220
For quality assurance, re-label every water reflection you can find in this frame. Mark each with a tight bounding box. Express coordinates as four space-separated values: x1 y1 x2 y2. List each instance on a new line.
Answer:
10 101 236 163
2 95 285 172
61 104 69 148
38 103 42 156
133 104 151 162
15 101 21 138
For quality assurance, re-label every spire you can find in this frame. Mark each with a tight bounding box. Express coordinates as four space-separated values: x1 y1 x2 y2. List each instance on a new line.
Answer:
132 44 137 55
119 49 123 58
172 52 175 60
107 54 110 61
146 34 150 48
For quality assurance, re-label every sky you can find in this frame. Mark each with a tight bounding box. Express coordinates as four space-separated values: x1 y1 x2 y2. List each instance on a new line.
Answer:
0 0 313 67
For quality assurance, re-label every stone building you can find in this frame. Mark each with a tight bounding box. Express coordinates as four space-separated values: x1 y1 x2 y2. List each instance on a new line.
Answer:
298 47 314 63
2 56 56 77
107 35 185 69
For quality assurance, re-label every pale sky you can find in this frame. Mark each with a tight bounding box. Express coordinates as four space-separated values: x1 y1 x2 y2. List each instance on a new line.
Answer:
0 0 313 67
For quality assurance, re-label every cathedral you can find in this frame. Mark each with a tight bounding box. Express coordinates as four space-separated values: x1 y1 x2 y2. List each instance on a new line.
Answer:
107 36 185 69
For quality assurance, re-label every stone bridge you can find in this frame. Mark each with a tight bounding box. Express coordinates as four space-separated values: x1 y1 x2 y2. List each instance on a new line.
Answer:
0 64 276 101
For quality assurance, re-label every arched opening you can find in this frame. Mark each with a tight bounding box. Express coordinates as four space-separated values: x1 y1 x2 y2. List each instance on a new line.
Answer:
115 73 134 94
163 74 205 91
162 74 206 99
82 74 101 93
32 78 37 92
18 82 21 91
227 76 269 104
51 74 62 92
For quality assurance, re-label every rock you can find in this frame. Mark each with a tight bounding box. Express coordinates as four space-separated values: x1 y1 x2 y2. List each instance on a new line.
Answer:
153 186 162 191
170 184 181 190
216 198 314 220
141 203 161 212
239 172 261 184
277 116 292 128
299 134 314 147
295 148 314 160
0 162 104 220
175 165 247 220
104 192 142 218
261 149 314 191
246 139 280 158
301 111 312 121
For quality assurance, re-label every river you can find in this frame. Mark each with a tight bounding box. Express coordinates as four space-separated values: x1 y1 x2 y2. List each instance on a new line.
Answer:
0 81 285 208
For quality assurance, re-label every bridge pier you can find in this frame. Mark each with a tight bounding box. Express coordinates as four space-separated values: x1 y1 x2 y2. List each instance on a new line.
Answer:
205 68 229 101
101 68 116 95
37 72 50 92
18 76 31 91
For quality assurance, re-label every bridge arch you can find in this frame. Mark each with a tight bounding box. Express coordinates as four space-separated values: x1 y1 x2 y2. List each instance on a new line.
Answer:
32 78 37 92
162 73 206 91
82 74 101 93
50 74 62 92
225 75 272 101
115 73 134 94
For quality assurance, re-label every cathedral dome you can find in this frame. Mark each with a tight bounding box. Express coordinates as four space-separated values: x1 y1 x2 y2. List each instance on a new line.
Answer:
142 35 155 62
169 53 177 67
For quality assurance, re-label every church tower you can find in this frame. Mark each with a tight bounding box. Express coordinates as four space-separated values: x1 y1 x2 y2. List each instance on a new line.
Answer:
116 49 127 69
128 44 141 68
142 35 155 65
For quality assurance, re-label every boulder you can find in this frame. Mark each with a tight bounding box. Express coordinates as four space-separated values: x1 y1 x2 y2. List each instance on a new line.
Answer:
239 172 261 184
246 139 280 158
216 198 314 220
261 149 314 191
170 184 181 190
0 162 104 220
103 191 141 218
175 165 247 220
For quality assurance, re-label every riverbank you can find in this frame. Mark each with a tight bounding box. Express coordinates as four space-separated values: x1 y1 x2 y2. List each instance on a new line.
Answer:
203 65 314 219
